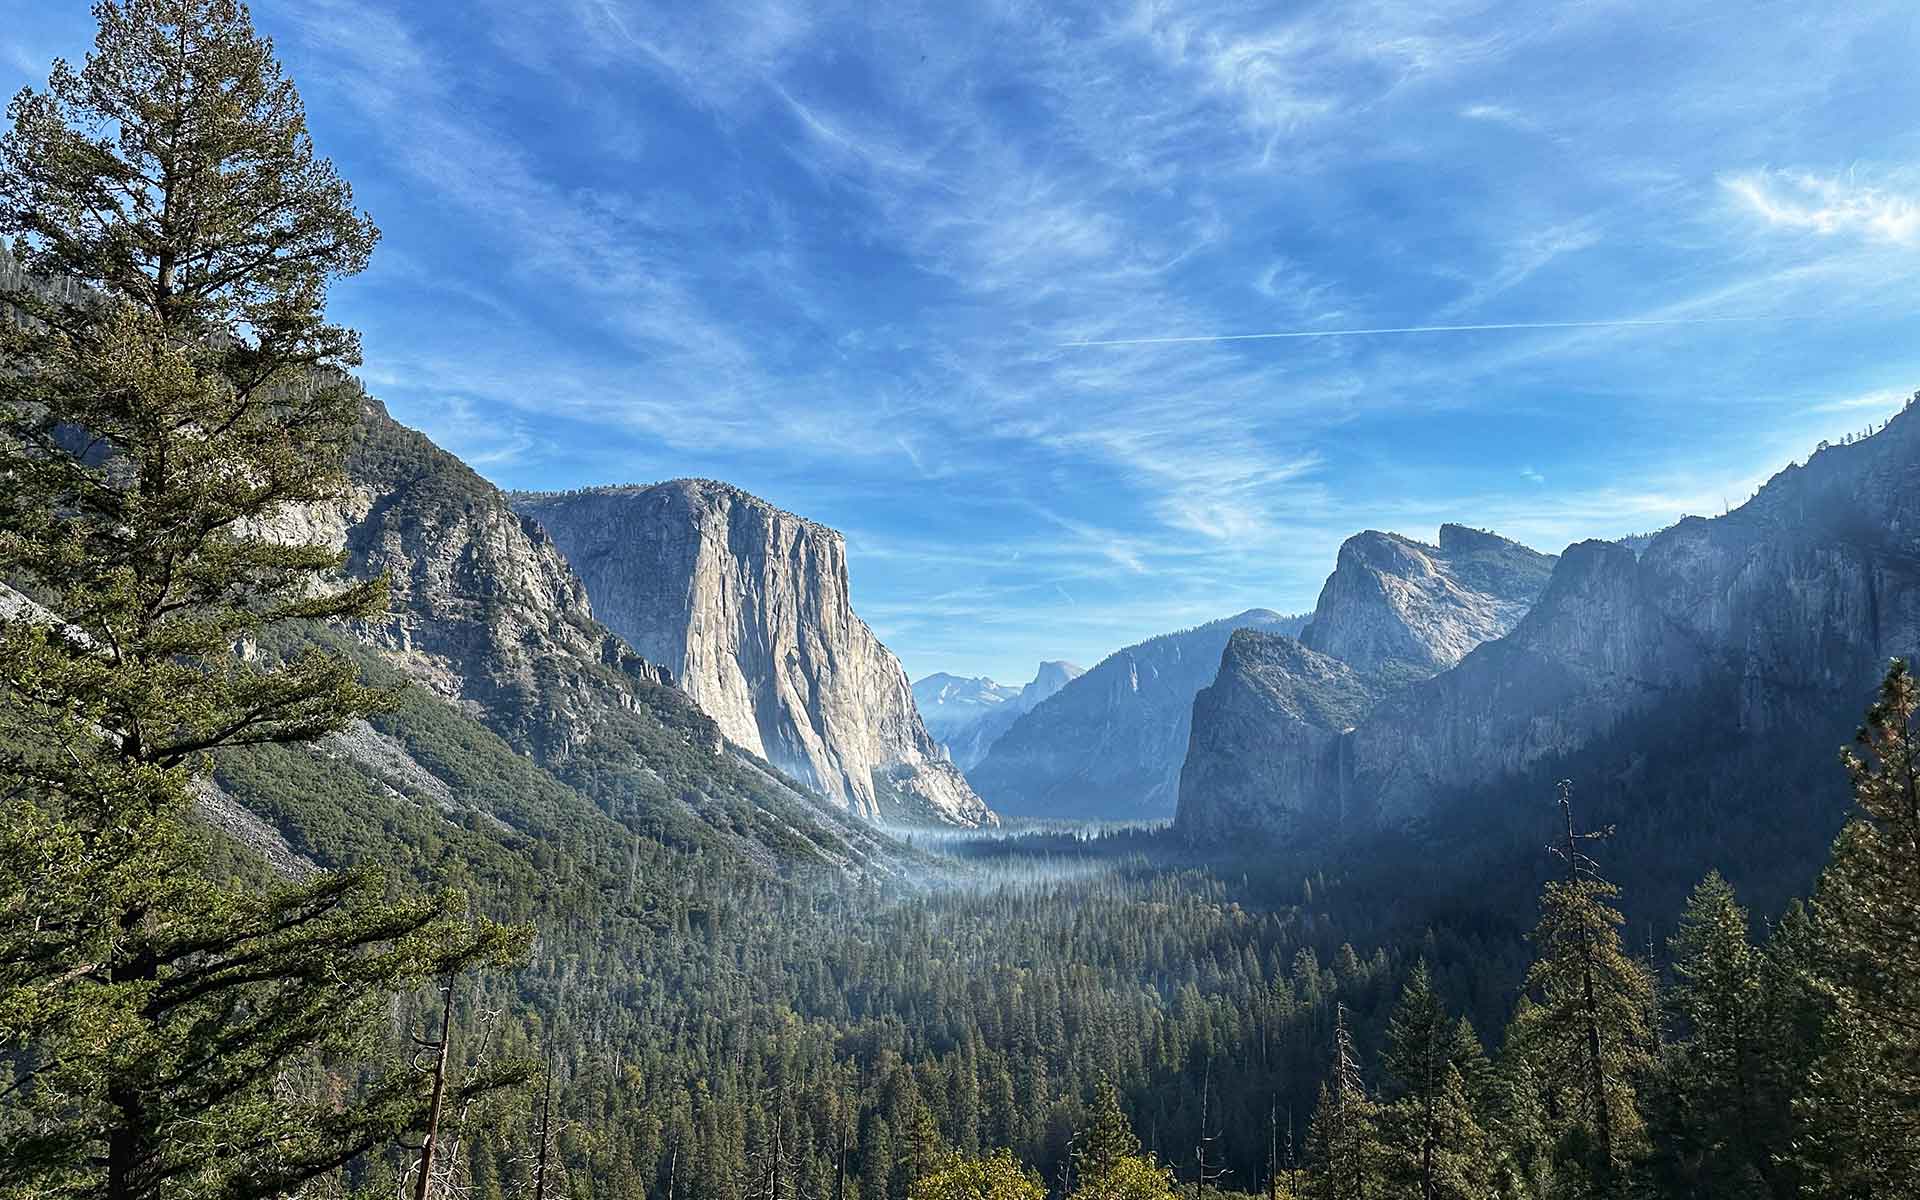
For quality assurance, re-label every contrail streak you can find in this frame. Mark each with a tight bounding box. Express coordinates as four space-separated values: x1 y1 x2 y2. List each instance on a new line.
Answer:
1061 314 1805 348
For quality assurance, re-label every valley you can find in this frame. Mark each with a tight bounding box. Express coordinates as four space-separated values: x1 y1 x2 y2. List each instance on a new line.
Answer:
4 4 1919 1200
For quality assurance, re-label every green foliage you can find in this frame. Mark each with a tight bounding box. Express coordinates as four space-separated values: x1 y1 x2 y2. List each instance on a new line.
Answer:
1793 659 1920 1196
0 3 530 1196
1378 962 1489 1200
909 1150 1046 1200
1305 1007 1382 1200
1075 1080 1144 1184
1508 792 1656 1198
1075 1155 1176 1200
1649 871 1772 1195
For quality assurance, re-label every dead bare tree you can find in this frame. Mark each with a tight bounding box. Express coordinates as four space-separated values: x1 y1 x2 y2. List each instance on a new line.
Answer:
408 977 458 1200
1193 1059 1229 1191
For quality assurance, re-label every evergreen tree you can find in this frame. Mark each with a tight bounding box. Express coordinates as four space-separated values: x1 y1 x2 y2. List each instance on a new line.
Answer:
1305 1005 1381 1200
1379 961 1489 1200
1514 783 1654 1197
1070 1079 1173 1200
1745 900 1822 1199
0 3 528 1197
1074 1079 1142 1184
1794 660 1920 1196
1485 998 1554 1200
1654 871 1771 1195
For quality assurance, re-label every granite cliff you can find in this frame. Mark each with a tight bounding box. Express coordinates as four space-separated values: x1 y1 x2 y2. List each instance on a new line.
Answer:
514 483 994 827
259 395 900 872
1299 524 1558 684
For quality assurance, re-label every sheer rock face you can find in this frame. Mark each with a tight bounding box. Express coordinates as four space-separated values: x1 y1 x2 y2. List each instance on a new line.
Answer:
1350 410 1920 820
1299 524 1558 684
968 610 1307 822
1180 400 1920 841
327 403 901 871
1175 631 1387 842
514 482 995 827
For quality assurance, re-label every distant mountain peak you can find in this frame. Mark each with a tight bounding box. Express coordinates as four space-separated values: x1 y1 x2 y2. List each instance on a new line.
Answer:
914 660 1086 771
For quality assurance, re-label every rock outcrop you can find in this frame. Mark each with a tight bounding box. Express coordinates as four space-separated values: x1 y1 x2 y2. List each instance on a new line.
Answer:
1178 399 1920 842
914 661 1084 770
1175 631 1386 842
1298 524 1557 684
1176 526 1552 839
514 482 995 827
969 610 1306 821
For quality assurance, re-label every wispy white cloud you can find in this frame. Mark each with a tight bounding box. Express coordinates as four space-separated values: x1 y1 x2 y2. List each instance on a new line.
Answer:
1804 387 1911 415
1724 169 1920 246
222 0 1920 681
1459 102 1539 131
1437 218 1601 315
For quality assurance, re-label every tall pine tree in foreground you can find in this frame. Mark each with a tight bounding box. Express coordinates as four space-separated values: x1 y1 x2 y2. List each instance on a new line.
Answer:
1793 659 1920 1196
1651 871 1774 1196
1379 961 1490 1200
1510 783 1654 1198
1070 1082 1176 1200
0 2 527 1197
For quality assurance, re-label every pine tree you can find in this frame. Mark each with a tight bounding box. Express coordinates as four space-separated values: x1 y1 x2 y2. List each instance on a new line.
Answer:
0 3 528 1197
1074 1079 1142 1184
1514 782 1654 1198
1656 871 1771 1195
1379 961 1489 1200
1070 1079 1174 1200
1745 900 1822 1199
1306 1005 1381 1200
1485 998 1553 1200
1794 660 1920 1196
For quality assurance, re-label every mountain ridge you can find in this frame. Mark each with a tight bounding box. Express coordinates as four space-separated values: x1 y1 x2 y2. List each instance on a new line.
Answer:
915 660 1085 770
1177 524 1554 839
1178 397 1920 843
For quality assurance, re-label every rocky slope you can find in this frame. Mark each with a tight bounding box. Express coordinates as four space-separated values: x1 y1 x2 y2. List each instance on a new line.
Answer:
1176 526 1554 838
514 483 994 827
254 394 901 873
1175 526 1551 840
1179 398 1920 842
914 661 1084 770
1298 524 1557 685
969 610 1306 821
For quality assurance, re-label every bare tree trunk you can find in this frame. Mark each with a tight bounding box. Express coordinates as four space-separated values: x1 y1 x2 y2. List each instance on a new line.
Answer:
533 1044 557 1200
414 978 457 1200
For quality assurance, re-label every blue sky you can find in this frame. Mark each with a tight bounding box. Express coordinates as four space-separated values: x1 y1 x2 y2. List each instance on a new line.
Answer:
8 1 1920 684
